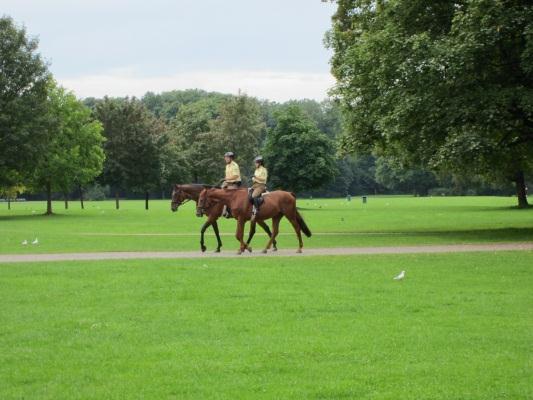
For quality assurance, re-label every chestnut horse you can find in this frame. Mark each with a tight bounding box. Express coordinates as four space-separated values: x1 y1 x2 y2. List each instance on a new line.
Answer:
197 188 311 254
170 184 277 252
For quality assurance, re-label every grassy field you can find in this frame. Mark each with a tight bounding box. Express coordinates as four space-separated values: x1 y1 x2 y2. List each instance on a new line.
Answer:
1 252 531 399
0 196 532 254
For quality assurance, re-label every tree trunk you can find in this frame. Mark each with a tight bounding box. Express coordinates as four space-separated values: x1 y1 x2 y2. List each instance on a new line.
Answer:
7 198 10 210
115 191 120 210
46 182 53 215
79 184 84 209
145 191 149 210
514 171 529 208
64 193 68 210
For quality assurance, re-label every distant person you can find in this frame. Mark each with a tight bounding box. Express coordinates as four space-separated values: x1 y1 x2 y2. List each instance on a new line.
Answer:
250 156 268 221
221 151 241 217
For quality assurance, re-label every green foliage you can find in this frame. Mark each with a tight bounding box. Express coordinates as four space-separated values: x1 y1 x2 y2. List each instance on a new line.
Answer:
95 97 167 194
30 83 105 213
208 94 266 181
84 183 110 201
168 97 225 183
327 0 533 206
142 89 230 121
0 16 51 187
264 105 337 192
375 157 438 196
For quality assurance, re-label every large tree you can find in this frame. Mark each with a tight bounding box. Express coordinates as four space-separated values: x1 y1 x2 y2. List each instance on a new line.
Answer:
327 0 533 207
208 94 266 181
263 105 337 192
0 16 51 188
169 97 224 184
95 97 166 209
31 83 105 214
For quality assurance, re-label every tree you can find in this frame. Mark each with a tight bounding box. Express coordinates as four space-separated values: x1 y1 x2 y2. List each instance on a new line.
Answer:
375 157 438 196
168 97 224 184
31 83 105 215
208 94 266 181
263 105 337 192
95 97 165 209
327 0 533 207
0 183 25 210
0 16 51 188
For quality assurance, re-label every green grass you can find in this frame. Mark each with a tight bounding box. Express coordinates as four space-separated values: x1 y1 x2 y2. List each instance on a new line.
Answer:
0 196 532 254
1 252 531 399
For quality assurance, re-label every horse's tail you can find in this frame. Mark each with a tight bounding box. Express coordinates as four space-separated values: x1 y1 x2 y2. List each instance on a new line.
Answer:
296 210 312 237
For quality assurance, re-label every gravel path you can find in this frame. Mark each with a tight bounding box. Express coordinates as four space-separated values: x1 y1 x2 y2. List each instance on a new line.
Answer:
0 243 532 263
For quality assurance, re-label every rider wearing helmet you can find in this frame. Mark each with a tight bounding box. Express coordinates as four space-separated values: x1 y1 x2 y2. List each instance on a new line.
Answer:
221 151 241 218
221 151 241 189
250 155 268 221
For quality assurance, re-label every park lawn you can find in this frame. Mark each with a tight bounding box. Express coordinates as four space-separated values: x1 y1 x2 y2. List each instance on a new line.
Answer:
0 196 532 254
0 251 531 399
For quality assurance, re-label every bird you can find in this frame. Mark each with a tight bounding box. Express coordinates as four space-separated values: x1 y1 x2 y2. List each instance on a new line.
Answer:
32 238 39 245
393 270 405 280
21 240 28 245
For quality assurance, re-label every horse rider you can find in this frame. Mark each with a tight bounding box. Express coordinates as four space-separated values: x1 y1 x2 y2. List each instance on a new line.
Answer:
221 151 241 217
250 155 268 221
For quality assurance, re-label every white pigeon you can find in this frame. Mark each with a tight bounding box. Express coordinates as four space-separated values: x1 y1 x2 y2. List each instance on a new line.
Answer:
21 240 28 245
32 238 39 245
393 270 405 280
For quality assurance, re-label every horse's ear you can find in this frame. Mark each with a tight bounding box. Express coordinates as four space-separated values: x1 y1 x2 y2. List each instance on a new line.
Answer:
174 184 180 189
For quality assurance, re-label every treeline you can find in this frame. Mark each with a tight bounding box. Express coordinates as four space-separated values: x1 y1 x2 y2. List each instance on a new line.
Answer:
1 15 519 214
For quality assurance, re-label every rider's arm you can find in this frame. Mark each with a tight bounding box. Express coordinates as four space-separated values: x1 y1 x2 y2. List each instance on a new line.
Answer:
253 168 267 184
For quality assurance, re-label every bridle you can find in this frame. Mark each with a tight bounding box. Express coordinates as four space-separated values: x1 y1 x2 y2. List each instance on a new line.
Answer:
196 190 217 217
171 187 194 211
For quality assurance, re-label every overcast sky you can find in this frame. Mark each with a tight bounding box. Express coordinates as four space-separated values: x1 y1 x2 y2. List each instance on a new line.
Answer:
3 0 337 101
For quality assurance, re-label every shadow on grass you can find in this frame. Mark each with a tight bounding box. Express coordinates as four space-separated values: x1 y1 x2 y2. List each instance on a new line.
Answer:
0 213 77 222
334 227 533 243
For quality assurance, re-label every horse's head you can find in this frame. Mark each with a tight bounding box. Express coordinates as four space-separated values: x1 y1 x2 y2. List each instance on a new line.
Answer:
171 185 190 212
196 188 215 217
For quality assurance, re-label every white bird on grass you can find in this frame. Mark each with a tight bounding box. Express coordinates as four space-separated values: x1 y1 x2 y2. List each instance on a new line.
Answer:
21 240 28 245
393 270 405 280
32 238 39 245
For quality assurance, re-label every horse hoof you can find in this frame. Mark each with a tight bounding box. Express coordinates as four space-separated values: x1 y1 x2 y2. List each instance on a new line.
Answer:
201 246 206 253
237 250 243 255
296 248 302 254
247 247 252 253
262 249 268 254
214 248 220 253
273 247 278 252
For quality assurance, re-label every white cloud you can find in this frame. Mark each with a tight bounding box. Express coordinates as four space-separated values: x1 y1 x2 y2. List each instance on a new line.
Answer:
57 69 335 102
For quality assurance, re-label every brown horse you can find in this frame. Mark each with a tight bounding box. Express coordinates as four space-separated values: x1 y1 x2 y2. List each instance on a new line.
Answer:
197 188 311 254
170 184 277 252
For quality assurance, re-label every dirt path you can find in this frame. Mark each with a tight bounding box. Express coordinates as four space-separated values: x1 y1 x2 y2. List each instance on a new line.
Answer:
0 243 532 263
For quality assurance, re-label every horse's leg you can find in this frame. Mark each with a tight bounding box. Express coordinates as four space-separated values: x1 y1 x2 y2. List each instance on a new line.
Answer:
200 220 212 252
235 217 247 254
262 215 281 254
212 219 222 253
257 220 277 251
286 213 304 253
245 221 256 252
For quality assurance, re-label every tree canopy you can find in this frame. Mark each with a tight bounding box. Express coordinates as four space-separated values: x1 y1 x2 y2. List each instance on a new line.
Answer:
327 0 533 207
0 16 51 188
263 105 337 192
